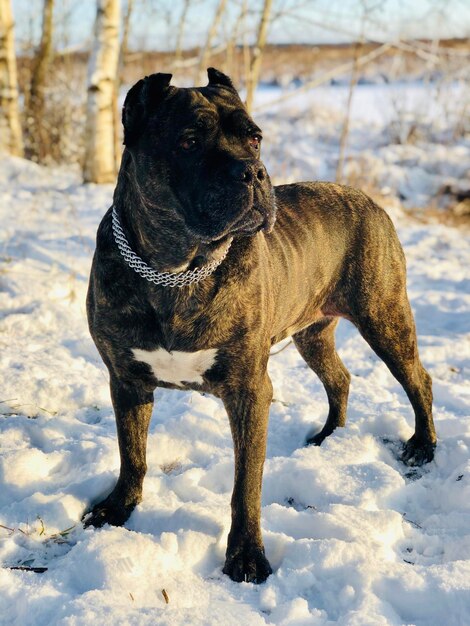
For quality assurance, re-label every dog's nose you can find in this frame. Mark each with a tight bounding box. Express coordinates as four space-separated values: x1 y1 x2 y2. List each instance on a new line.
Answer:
229 161 265 184
255 166 266 181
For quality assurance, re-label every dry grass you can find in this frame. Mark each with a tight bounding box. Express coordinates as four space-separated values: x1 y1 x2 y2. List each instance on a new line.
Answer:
13 37 470 215
160 459 183 474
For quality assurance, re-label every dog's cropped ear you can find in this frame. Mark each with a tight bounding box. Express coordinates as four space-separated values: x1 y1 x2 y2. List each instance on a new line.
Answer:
122 79 145 145
207 67 234 89
122 73 172 145
144 73 172 105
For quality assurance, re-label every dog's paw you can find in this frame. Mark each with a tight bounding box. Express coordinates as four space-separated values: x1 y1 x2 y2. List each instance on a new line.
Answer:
223 544 272 584
401 435 436 466
306 431 326 446
306 427 334 446
82 497 137 528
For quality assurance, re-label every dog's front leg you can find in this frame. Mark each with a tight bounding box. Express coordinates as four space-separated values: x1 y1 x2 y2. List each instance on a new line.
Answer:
222 370 273 583
84 376 153 528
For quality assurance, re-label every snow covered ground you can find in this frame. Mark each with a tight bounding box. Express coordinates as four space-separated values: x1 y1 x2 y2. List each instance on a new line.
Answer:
1 92 469 625
255 81 469 213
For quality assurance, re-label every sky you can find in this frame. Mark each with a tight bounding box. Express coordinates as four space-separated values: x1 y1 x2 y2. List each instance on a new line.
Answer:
11 0 470 52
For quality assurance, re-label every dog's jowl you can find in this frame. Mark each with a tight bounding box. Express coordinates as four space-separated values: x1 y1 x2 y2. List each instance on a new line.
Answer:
85 68 436 583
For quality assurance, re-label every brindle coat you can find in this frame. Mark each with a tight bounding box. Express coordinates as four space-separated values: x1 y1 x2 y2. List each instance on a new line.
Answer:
85 69 436 584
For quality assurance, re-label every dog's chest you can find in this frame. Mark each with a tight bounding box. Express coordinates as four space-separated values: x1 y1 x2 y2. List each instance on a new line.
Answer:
132 347 218 385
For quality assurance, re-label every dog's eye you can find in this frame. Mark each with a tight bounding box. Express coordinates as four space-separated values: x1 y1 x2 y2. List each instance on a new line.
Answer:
179 138 197 151
248 135 261 150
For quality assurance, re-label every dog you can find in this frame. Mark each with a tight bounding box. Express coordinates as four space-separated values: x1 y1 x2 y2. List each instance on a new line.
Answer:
85 68 436 583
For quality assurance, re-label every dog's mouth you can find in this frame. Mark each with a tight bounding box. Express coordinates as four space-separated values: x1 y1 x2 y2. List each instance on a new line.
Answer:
229 183 277 238
229 204 275 237
201 202 276 243
181 181 277 244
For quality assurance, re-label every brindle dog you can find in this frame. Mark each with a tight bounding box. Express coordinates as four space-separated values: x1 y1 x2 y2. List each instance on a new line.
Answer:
85 68 436 583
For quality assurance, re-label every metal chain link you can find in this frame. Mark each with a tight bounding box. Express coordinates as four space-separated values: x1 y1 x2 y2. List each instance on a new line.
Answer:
111 206 231 288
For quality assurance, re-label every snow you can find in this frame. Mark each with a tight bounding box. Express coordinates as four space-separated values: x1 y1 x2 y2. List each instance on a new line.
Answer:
1 87 470 625
256 81 469 212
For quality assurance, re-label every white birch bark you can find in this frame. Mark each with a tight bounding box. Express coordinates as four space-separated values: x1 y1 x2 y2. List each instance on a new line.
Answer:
83 0 120 184
0 0 23 156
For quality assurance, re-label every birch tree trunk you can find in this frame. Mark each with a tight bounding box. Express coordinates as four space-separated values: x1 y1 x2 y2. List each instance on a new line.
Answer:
245 0 272 113
119 0 133 84
174 0 190 69
196 0 227 84
116 0 133 172
25 0 54 162
241 0 250 92
83 0 120 184
0 0 23 156
224 0 245 77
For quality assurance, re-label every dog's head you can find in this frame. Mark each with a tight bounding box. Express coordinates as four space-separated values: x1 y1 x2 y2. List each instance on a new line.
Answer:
121 68 276 243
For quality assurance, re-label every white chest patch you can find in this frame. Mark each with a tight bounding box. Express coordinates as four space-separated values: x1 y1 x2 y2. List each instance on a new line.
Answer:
132 347 218 385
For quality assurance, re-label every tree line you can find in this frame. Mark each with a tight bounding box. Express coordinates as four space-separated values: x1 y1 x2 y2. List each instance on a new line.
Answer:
0 0 273 183
1 0 468 189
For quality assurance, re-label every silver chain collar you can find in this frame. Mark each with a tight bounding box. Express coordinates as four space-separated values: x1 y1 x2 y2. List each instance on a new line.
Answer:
111 206 231 288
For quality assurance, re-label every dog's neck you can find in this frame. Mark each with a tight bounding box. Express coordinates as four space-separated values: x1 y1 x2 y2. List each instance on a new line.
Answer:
113 153 231 274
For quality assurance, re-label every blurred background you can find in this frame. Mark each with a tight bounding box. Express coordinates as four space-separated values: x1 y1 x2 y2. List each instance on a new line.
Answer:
1 0 469 220
1 5 470 617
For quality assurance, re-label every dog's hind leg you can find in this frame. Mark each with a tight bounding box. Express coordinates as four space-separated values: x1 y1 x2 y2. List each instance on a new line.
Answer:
352 292 436 466
293 317 351 446
83 377 154 527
